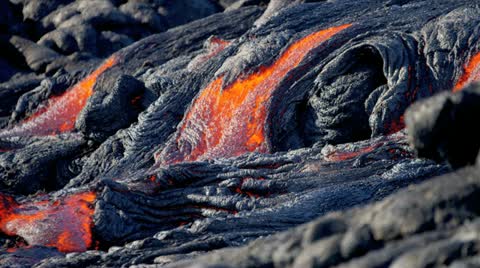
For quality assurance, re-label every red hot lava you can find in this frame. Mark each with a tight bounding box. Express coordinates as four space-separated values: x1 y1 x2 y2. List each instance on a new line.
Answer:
0 192 96 253
454 52 480 92
0 56 117 137
157 24 352 165
0 58 113 253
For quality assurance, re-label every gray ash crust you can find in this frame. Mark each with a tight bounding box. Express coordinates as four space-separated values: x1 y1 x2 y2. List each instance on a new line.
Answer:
1 0 480 267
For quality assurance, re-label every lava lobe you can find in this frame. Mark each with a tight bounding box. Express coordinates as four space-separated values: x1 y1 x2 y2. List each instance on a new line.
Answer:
0 57 117 137
157 24 352 164
0 192 96 253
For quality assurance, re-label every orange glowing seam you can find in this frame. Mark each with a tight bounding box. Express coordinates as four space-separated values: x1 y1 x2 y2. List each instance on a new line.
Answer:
2 56 117 137
0 192 96 253
454 52 480 92
158 24 352 164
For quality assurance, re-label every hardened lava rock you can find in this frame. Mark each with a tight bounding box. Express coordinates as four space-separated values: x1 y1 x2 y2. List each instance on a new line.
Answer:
2 0 480 267
406 83 480 168
167 165 480 268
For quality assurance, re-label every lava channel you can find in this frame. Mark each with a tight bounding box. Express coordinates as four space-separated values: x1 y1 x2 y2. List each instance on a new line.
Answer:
157 24 352 165
454 52 480 92
0 192 96 253
0 56 117 137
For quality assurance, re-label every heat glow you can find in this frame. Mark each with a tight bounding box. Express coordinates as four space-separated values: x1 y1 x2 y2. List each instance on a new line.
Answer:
0 192 96 253
158 24 352 164
0 57 117 137
454 52 480 92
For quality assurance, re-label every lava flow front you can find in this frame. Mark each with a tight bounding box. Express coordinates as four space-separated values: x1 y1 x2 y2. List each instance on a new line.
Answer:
157 24 352 164
453 52 480 92
0 192 96 253
0 56 117 137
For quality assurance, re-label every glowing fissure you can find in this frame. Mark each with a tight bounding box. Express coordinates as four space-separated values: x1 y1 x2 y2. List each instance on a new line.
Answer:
157 24 352 165
0 192 96 253
0 56 117 137
454 52 480 92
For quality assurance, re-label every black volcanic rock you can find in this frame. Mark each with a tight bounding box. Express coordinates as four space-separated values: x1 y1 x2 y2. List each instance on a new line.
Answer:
22 0 73 21
406 84 480 168
76 75 146 142
38 24 98 55
0 73 43 118
119 1 167 32
0 246 63 268
2 0 480 267
158 0 221 28
9 35 63 72
167 166 480 268
0 135 86 194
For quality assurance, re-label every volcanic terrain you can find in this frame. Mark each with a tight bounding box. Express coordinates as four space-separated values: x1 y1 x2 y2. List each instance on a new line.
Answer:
2 0 480 267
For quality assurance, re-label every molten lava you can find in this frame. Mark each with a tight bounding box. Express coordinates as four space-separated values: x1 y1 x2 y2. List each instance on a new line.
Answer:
0 192 96 253
0 57 117 137
454 52 480 92
157 24 352 164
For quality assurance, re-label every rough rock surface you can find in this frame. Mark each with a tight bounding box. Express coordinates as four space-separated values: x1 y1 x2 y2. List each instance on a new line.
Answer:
1 0 480 267
406 83 480 168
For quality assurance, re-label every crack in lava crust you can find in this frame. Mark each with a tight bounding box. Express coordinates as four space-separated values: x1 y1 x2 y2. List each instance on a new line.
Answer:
0 57 117 137
0 192 96 253
157 24 352 165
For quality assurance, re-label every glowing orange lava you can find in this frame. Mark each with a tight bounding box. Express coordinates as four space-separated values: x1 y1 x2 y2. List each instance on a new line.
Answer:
0 192 96 253
454 52 480 92
157 24 352 164
0 57 117 137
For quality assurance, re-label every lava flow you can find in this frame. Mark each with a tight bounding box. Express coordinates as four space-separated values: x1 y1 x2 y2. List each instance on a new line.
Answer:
0 192 96 253
453 52 480 92
157 24 352 164
0 56 117 137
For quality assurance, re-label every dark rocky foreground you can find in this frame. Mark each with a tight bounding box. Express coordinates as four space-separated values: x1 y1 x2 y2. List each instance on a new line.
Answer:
1 0 480 267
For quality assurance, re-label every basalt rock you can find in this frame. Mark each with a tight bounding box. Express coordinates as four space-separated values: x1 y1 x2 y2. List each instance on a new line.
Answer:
9 36 63 73
1 0 480 267
406 83 480 168
76 75 146 142
170 165 480 268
